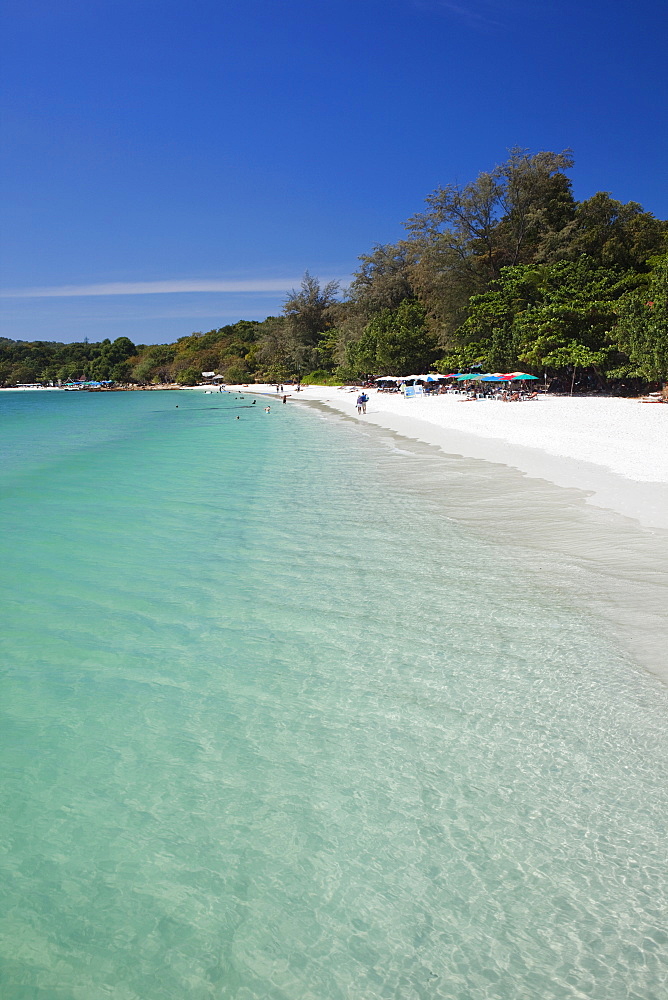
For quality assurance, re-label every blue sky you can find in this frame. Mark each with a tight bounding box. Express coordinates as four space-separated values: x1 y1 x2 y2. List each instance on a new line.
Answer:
1 0 666 345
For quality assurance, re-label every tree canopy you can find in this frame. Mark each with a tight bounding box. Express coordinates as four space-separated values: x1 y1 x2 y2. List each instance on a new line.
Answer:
1 150 665 390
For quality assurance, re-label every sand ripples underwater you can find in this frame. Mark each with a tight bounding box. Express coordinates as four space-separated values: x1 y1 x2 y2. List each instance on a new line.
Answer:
1 389 667 999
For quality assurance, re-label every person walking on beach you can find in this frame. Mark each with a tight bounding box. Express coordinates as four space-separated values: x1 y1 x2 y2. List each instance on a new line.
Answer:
360 392 368 413
356 393 364 414
282 395 287 403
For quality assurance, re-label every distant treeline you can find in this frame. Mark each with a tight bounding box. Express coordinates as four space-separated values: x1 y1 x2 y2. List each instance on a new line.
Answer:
2 149 666 392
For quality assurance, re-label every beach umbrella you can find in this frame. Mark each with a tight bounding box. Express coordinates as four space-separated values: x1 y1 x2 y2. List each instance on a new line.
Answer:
509 373 538 380
480 375 507 381
455 373 487 381
425 374 445 381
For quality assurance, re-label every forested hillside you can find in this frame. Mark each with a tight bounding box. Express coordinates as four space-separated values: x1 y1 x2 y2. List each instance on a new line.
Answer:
2 150 666 391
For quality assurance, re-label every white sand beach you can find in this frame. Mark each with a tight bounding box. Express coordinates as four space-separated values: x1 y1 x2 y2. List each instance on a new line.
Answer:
227 385 668 529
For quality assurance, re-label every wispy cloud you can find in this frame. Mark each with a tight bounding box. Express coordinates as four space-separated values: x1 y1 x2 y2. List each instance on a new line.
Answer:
413 0 522 29
0 278 344 299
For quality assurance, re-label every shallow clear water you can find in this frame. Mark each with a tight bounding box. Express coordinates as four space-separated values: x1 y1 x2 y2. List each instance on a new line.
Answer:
1 389 667 999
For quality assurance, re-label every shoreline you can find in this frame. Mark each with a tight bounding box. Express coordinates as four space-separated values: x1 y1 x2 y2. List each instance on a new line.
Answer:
244 384 667 681
0 383 187 392
262 386 667 681
226 385 668 531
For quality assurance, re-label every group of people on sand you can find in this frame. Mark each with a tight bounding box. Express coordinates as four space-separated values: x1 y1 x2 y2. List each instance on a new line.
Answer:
353 387 538 412
463 388 538 402
273 383 301 393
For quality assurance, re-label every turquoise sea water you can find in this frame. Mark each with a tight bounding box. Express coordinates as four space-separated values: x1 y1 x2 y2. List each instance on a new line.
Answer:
1 389 667 1000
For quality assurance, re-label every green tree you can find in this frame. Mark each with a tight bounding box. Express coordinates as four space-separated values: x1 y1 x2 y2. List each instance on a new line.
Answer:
343 300 438 377
563 193 667 270
348 243 416 315
615 254 668 381
224 361 251 383
256 316 302 377
264 361 292 383
403 148 576 342
131 344 176 383
457 258 636 379
406 148 575 283
283 272 340 346
175 366 201 385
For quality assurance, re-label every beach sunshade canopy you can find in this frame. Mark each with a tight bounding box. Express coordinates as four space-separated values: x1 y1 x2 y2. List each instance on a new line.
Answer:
376 376 400 381
480 375 507 381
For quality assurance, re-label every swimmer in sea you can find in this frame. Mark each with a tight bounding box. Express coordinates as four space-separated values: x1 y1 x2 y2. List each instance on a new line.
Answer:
265 406 271 412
